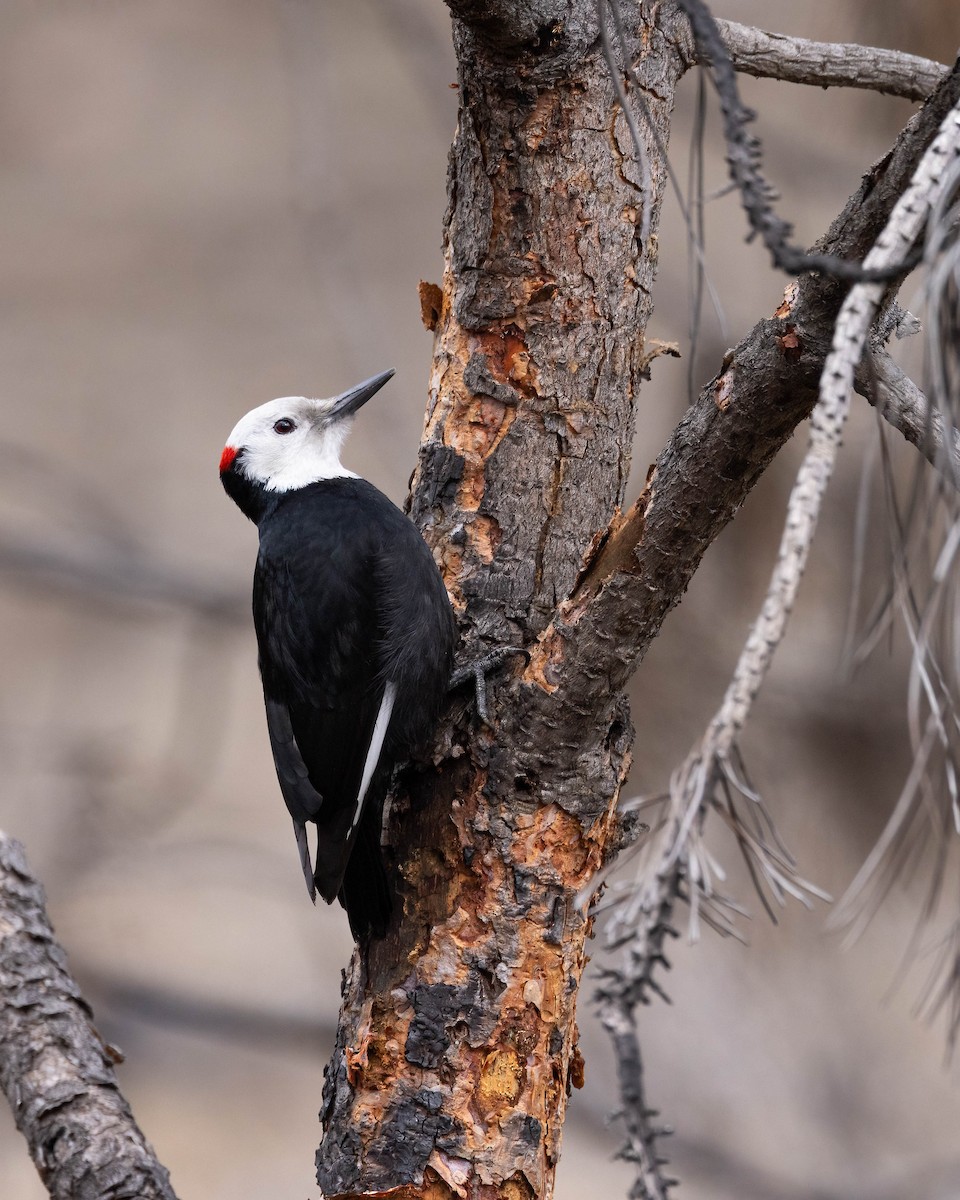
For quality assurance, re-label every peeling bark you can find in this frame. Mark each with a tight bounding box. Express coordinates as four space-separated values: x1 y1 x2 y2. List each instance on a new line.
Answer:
318 4 674 1197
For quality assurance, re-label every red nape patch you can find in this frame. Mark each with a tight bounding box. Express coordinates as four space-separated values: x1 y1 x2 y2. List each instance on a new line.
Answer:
219 445 238 474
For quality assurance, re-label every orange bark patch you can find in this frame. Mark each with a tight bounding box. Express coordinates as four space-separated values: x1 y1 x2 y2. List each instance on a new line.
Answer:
436 543 466 612
522 626 564 694
476 1047 524 1112
469 324 538 397
567 474 654 606
517 803 599 884
366 1168 458 1200
419 280 445 332
345 1035 369 1087
715 366 735 412
448 395 516 514
428 322 536 517
500 1177 535 1200
777 325 802 361
469 514 502 563
774 280 799 319
345 1000 376 1086
456 397 510 460
501 331 536 395
427 1153 472 1198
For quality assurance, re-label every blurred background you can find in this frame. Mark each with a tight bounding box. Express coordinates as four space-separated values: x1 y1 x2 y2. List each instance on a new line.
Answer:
1 1 958 1197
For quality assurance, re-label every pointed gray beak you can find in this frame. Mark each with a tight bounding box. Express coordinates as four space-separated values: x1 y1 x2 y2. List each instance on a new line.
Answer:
327 369 395 421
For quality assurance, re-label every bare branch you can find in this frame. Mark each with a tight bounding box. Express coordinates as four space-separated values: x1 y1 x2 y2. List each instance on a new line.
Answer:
856 349 960 482
595 998 676 1200
672 0 933 283
582 78 960 1141
0 833 178 1200
711 20 948 103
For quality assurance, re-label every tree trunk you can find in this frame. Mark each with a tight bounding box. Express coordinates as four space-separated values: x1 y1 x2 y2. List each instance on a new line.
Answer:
317 4 678 1198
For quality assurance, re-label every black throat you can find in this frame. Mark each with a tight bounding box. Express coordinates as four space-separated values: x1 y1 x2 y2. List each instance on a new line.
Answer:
220 458 272 525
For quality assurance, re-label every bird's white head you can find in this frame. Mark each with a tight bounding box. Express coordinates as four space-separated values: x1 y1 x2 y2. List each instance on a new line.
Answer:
219 369 394 493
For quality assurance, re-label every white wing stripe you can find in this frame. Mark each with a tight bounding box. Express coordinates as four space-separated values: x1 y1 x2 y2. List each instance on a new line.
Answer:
350 681 397 833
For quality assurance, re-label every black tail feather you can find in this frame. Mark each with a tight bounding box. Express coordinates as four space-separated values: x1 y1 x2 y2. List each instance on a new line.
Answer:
336 804 392 942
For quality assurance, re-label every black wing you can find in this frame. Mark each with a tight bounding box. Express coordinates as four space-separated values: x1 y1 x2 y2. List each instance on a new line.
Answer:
253 479 457 929
254 489 389 903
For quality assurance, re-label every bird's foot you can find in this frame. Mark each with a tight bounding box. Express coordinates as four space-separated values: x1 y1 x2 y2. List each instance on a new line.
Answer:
449 646 529 723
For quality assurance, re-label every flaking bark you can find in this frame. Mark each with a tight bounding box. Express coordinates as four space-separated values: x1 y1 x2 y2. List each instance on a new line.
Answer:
318 4 675 1197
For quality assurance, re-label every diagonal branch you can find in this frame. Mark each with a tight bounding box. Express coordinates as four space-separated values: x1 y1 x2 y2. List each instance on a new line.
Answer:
590 90 960 1200
708 20 948 103
0 833 178 1200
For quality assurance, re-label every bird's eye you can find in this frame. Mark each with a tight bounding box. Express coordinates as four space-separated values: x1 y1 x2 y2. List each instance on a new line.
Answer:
273 418 296 435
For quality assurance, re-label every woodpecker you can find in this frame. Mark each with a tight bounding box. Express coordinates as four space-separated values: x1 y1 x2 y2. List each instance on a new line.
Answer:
220 370 457 941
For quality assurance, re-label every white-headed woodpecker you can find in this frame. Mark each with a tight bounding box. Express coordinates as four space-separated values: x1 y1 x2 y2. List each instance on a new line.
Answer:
220 370 457 941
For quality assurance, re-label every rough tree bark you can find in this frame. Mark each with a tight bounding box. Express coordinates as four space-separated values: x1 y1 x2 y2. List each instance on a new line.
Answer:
318 4 673 1197
0 835 177 1200
315 3 960 1199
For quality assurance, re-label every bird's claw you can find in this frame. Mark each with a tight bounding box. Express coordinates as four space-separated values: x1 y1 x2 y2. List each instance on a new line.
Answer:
449 646 529 723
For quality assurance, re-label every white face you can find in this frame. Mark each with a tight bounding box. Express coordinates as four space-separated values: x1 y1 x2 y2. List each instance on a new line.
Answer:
224 396 357 492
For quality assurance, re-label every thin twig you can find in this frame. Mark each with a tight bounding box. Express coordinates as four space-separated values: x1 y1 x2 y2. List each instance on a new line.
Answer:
595 998 676 1200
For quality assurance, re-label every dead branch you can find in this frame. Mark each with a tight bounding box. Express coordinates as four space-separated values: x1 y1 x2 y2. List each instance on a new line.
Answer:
630 91 960 942
596 999 675 1200
671 0 935 282
592 91 960 1198
709 20 948 103
0 833 178 1200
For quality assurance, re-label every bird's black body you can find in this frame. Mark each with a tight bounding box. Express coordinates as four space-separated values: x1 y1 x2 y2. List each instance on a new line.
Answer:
222 459 456 941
